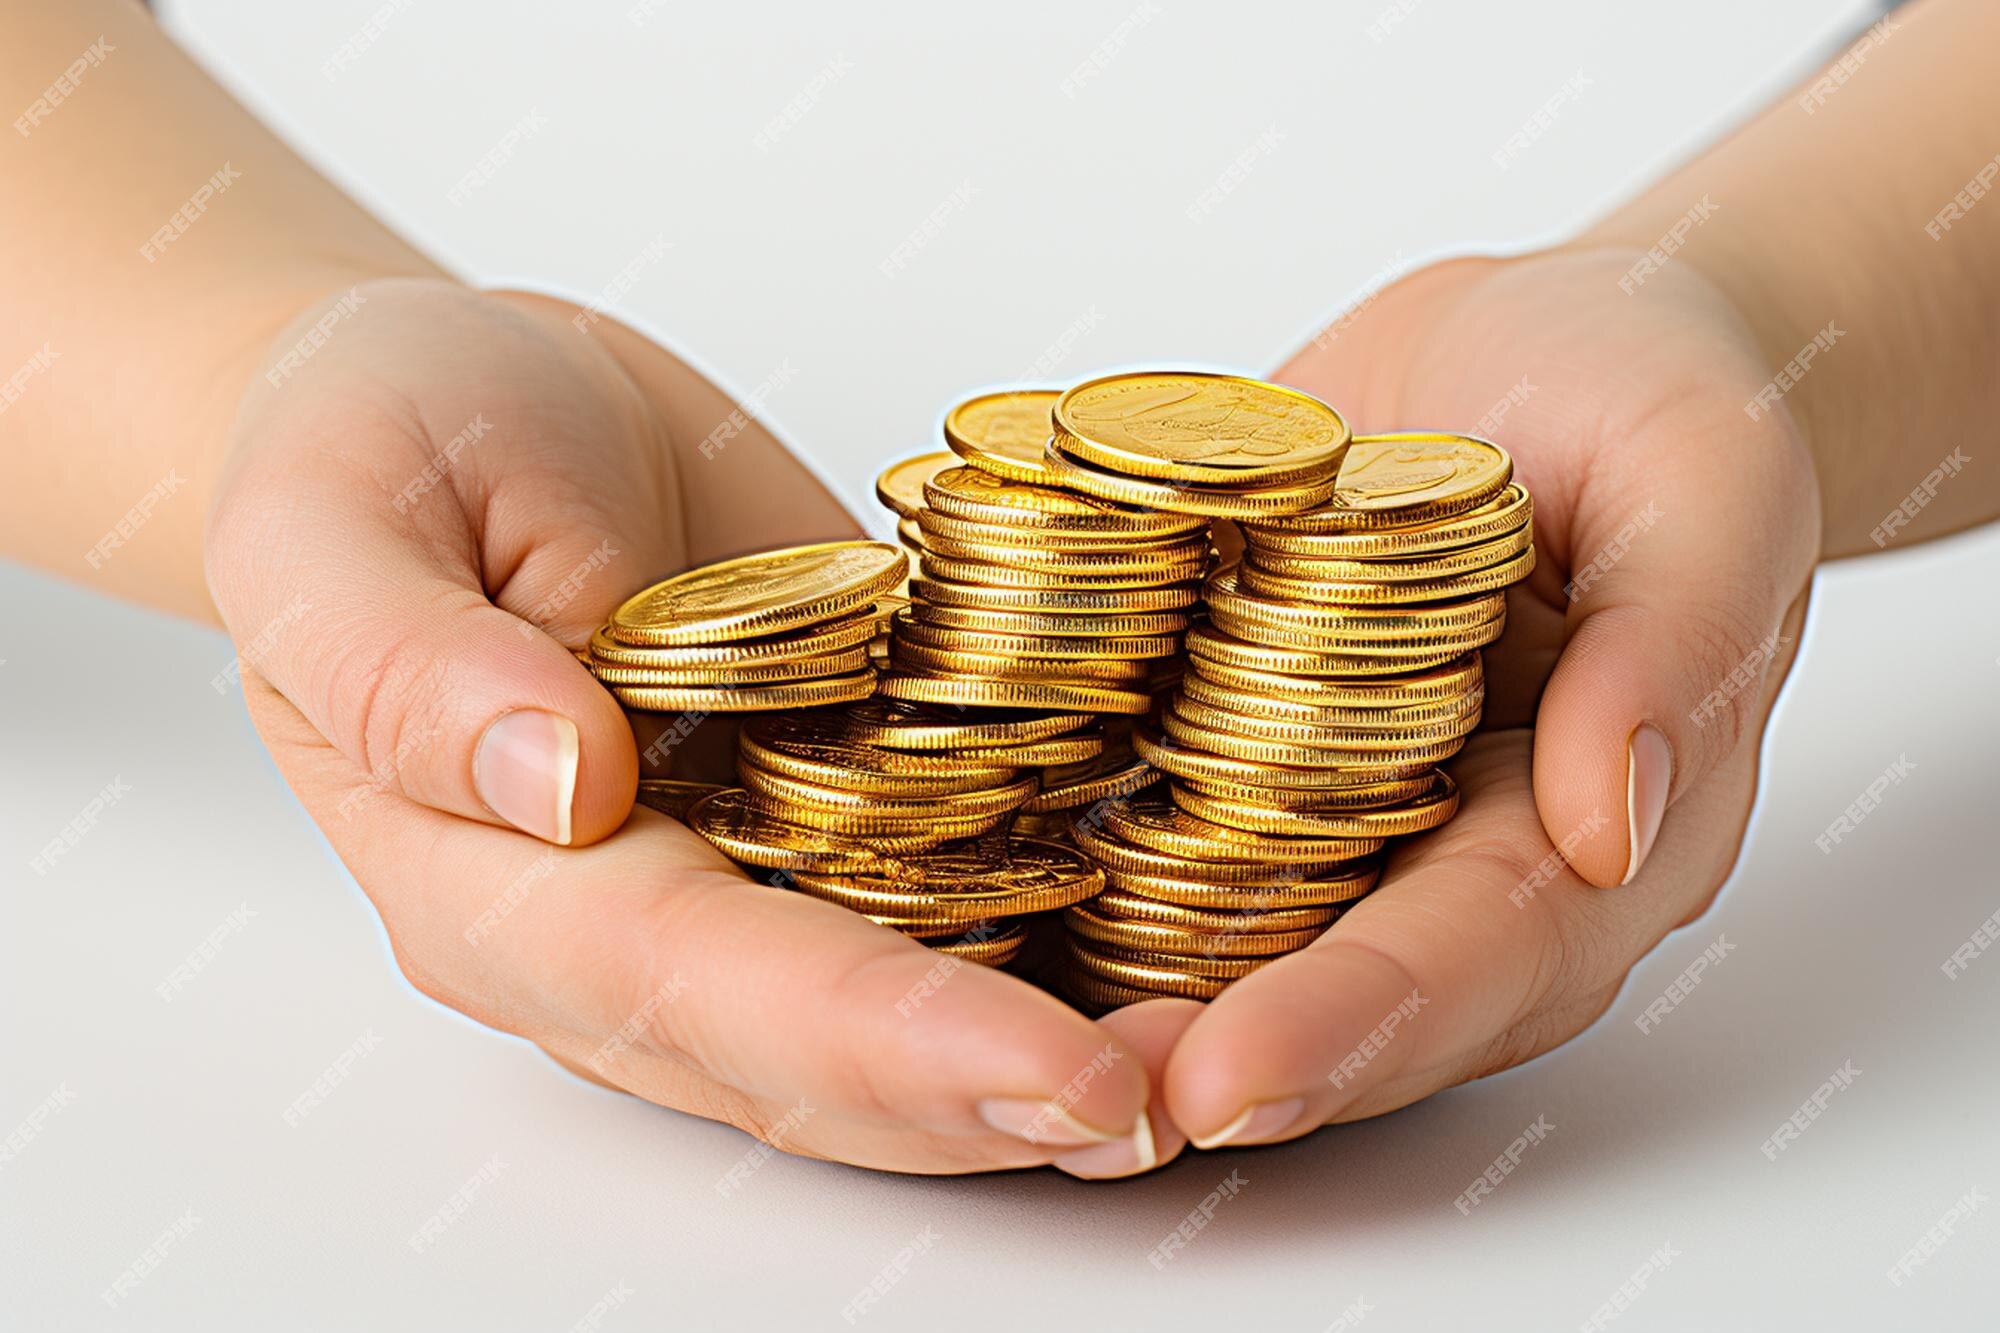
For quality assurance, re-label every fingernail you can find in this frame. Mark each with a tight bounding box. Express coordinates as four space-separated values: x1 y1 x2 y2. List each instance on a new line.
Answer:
1190 1096 1306 1150
1622 723 1673 885
975 1096 1117 1148
475 709 579 845
1053 1112 1157 1179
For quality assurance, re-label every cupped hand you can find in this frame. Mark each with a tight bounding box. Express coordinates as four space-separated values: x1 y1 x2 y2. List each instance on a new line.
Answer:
1161 248 1821 1148
204 278 1196 1175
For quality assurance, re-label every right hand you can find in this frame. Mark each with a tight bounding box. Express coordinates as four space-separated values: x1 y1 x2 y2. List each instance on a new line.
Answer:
205 277 1192 1175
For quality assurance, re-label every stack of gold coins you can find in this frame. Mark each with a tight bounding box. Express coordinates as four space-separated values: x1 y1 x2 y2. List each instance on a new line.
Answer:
583 542 904 712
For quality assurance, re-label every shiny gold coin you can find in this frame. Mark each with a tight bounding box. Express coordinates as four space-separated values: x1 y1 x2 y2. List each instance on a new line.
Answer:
1206 568 1508 637
1040 444 1339 519
1283 432 1514 529
1132 722 1430 790
1064 967 1215 1007
1066 903 1328 956
1092 889 1339 934
733 745 1015 798
875 452 958 519
757 800 1011 840
1173 772 1460 838
910 576 1201 614
1072 816 1366 883
919 551 1210 592
1169 695 1479 749
1243 484 1532 557
586 613 883 668
1098 860 1380 908
915 508 1204 553
1179 670 1482 728
634 779 727 822
918 531 1211 577
740 713 1022 779
1103 791 1383 864
686 789 918 869
916 921 1029 965
1172 771 1434 811
955 730 1109 768
739 762 1038 819
896 517 926 552
1159 708 1468 769
831 698 1091 750
609 541 907 646
1237 543 1537 605
908 600 1193 638
924 464 1208 537
1187 622 1494 676
889 640 1150 683
587 645 871 687
877 672 1152 715
943 388 1061 483
1021 756 1159 813
609 671 878 713
1051 371 1349 485
1244 521 1533 583
892 612 1180 662
1065 939 1267 988
794 836 1105 920
1185 654 1482 708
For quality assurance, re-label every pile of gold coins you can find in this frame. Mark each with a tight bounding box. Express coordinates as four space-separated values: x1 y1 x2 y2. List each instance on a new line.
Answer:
587 371 1535 1009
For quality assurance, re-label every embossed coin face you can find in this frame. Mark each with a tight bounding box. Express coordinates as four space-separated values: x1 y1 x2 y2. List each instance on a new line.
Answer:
1326 433 1512 516
874 452 957 519
609 541 906 644
943 389 1061 482
1053 372 1349 482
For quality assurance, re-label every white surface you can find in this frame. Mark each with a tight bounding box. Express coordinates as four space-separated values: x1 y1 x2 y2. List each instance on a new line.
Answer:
8 1 1997 1328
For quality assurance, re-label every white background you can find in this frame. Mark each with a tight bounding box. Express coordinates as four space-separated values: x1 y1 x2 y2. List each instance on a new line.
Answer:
6 1 1998 1329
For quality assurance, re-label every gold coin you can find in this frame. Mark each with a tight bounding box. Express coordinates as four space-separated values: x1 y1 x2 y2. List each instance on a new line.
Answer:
739 762 1038 819
830 698 1091 750
1072 815 1365 883
896 517 925 552
908 600 1193 638
1159 708 1467 769
1051 372 1349 485
918 550 1210 591
1179 670 1482 728
1098 860 1380 908
1172 771 1434 810
1092 889 1339 934
585 614 883 668
1132 722 1430 789
609 671 878 713
1168 695 1479 749
686 788 920 869
915 921 1029 965
1281 432 1514 529
740 713 1023 779
587 645 871 687
609 541 906 645
1243 521 1534 583
1103 790 1383 863
1039 445 1339 519
1185 654 1482 708
1206 568 1508 637
1187 622 1493 676
634 779 727 822
1172 773 1460 838
910 576 1200 614
893 612 1180 662
889 640 1151 683
1065 939 1267 988
915 507 1204 553
1066 903 1327 956
943 388 1061 483
877 673 1152 715
793 836 1105 920
1243 484 1532 557
910 531 1211 576
1021 756 1158 813
734 744 1016 798
1237 544 1537 605
757 799 1012 840
924 464 1207 537
875 452 958 519
1063 967 1213 1007
955 729 1109 767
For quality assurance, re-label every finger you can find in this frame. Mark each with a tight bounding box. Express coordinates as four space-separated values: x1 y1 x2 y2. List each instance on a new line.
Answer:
1052 999 1202 1180
1531 396 1818 886
245 673 1154 1166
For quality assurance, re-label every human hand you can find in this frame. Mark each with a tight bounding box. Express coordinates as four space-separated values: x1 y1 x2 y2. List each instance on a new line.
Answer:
1160 248 1821 1148
205 278 1195 1175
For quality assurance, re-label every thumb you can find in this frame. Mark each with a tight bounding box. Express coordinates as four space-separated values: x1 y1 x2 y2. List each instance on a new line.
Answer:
1531 413 1818 887
206 434 643 847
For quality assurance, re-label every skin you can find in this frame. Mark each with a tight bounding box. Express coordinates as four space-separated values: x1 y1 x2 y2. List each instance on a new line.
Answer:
4 0 1996 1173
